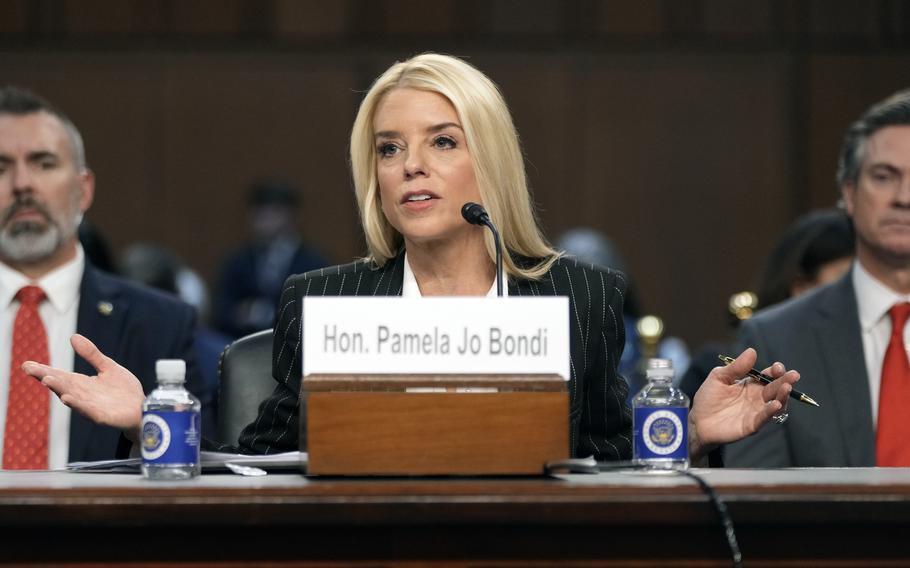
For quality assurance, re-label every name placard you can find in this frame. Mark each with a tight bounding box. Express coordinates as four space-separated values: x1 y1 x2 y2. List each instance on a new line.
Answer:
302 297 569 379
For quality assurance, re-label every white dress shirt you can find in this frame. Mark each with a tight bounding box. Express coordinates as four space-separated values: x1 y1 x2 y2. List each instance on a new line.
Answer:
401 252 507 298
853 259 910 428
0 246 84 469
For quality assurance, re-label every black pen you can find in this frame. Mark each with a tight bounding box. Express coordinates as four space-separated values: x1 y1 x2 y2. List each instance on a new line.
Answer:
718 355 820 407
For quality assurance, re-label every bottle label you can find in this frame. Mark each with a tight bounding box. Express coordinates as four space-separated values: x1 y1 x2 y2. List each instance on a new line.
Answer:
141 411 200 465
633 406 688 460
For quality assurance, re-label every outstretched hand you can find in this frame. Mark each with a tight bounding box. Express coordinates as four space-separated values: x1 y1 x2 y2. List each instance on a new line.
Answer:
688 347 800 463
21 334 145 443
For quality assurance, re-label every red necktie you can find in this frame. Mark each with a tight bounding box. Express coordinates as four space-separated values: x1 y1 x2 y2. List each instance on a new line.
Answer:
2 286 49 470
877 302 910 466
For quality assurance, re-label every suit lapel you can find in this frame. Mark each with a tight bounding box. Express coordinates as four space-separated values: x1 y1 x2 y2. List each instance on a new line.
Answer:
70 265 128 460
810 272 874 466
368 252 405 297
74 265 127 372
507 256 551 297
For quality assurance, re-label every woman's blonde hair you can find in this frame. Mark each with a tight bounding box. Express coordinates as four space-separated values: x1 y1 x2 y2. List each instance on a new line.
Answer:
350 53 559 280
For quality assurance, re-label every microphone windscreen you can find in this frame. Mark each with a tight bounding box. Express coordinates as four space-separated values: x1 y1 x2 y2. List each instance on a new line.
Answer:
461 202 488 226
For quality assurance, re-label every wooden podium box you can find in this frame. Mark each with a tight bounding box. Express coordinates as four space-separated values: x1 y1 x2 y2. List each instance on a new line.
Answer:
304 374 568 476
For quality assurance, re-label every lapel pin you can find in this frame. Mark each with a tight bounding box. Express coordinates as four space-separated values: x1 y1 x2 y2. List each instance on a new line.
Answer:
97 301 114 316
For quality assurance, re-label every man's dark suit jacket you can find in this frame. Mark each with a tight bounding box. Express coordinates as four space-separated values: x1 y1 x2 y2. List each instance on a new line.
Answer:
214 242 328 338
69 264 205 462
237 252 633 462
725 270 874 467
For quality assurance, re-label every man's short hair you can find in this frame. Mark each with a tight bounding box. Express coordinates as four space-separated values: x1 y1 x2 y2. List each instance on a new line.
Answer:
837 89 910 188
0 86 87 171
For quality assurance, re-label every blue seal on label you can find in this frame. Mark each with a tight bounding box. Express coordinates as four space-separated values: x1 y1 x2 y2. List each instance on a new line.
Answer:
141 411 200 465
633 406 688 460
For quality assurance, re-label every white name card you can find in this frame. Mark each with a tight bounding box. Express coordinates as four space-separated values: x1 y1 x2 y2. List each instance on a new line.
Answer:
302 297 570 379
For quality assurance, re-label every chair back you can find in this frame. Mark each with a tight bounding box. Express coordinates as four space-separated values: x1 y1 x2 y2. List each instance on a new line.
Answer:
217 329 274 446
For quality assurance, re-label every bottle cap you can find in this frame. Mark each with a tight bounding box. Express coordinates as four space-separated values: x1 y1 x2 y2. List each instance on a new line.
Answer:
156 359 186 382
645 358 674 378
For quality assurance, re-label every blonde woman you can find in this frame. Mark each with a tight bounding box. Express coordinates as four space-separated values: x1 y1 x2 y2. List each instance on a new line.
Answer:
25 53 800 463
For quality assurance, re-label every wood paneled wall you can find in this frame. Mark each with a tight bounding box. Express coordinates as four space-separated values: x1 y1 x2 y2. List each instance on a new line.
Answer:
2 0 910 348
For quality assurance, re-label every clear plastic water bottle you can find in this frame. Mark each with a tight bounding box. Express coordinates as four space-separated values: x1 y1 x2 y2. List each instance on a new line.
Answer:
632 358 689 471
141 359 201 480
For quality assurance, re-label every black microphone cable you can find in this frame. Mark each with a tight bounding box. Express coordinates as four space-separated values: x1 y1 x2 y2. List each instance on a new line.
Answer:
546 460 742 568
679 468 742 568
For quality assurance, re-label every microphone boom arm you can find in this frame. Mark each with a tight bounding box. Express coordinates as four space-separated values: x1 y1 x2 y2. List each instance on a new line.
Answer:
461 202 504 297
489 222 503 297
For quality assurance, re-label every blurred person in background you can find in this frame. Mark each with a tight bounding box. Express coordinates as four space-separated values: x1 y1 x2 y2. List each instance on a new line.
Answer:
77 218 116 275
555 227 691 396
753 209 855 309
214 180 329 338
119 243 227 438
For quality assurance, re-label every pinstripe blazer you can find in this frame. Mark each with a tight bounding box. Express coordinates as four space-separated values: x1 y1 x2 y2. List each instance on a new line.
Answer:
237 252 633 461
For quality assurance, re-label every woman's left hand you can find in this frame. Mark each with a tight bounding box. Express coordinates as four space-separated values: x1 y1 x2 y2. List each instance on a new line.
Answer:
688 347 800 464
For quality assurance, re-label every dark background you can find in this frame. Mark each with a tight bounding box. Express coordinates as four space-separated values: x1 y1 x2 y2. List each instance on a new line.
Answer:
1 0 909 348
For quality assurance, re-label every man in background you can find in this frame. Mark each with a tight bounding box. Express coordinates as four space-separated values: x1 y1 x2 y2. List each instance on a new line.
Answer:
214 180 328 338
726 89 910 467
0 86 207 467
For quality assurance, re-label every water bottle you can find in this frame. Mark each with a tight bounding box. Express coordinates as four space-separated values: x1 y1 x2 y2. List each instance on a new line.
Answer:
632 358 689 471
141 359 201 480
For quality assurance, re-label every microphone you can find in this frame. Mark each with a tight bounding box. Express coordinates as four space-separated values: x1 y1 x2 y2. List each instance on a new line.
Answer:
461 202 490 226
461 202 503 297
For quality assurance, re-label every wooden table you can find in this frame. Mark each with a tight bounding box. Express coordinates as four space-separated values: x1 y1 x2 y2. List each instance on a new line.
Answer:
1 468 909 567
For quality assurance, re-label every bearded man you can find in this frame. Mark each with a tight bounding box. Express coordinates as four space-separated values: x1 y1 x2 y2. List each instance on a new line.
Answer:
0 87 207 468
